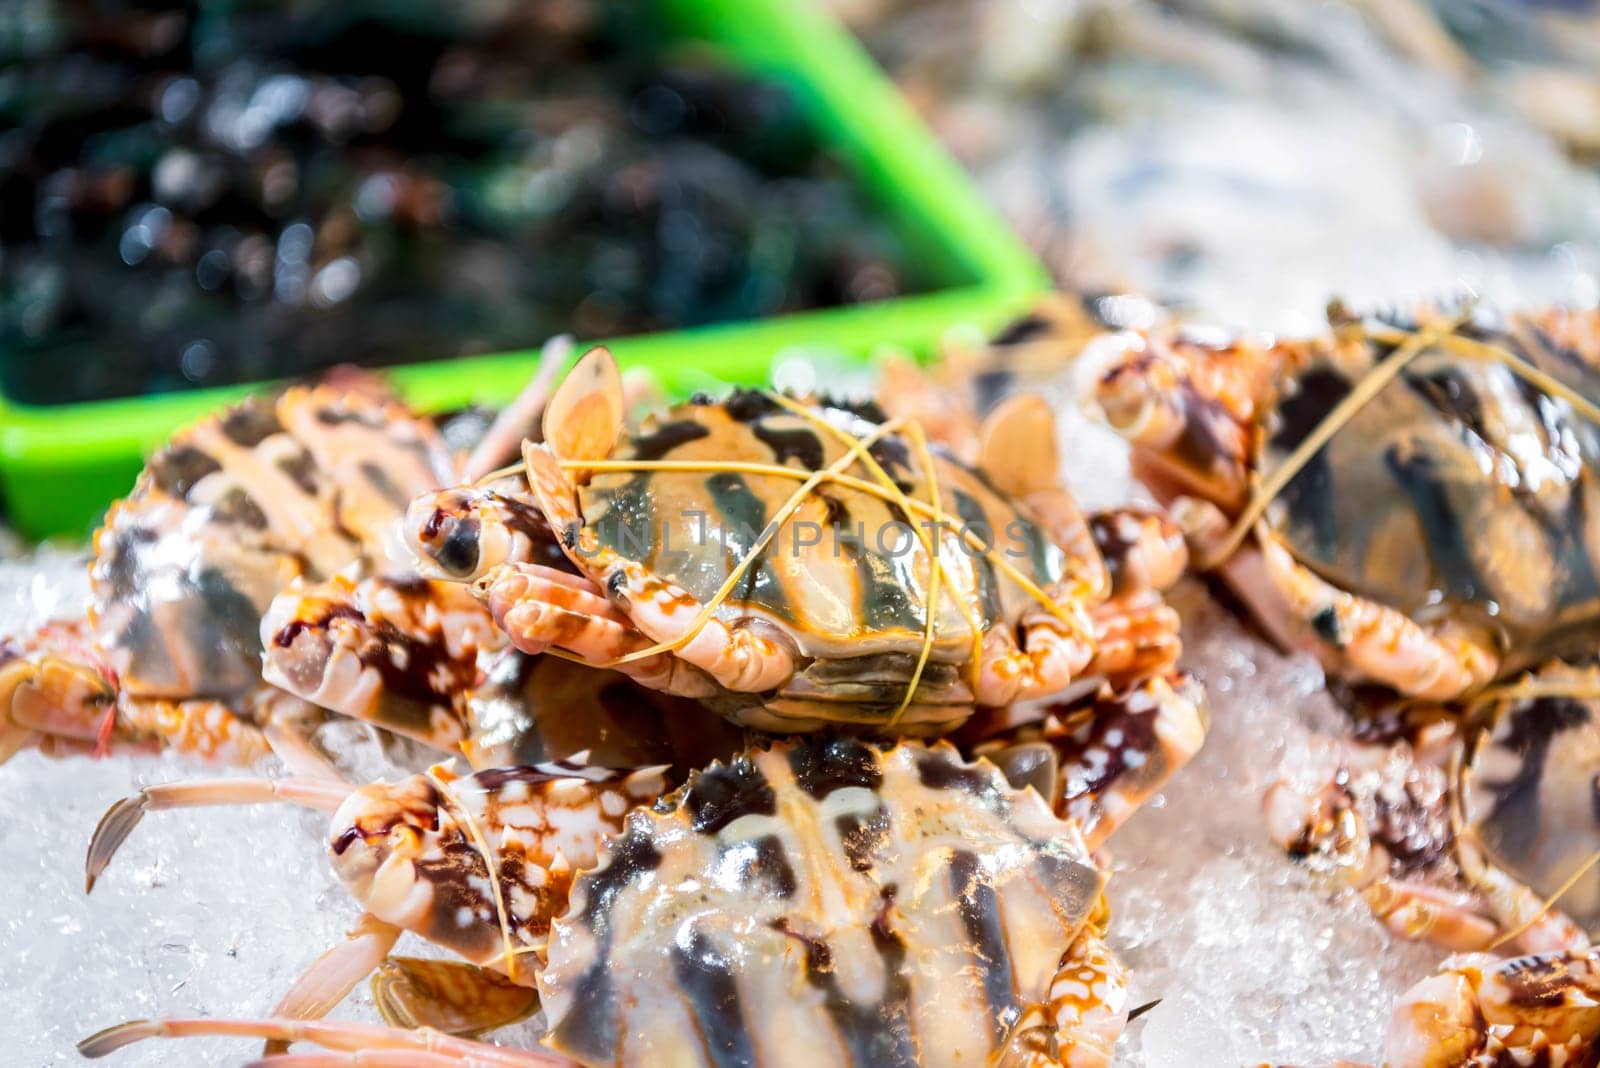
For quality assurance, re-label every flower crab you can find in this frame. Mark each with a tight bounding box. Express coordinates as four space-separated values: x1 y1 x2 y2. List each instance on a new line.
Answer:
76 732 1212 1067
0 344 708 774
1088 303 1600 703
417 346 1185 737
1266 657 1600 954
0 378 460 765
1377 946 1600 1067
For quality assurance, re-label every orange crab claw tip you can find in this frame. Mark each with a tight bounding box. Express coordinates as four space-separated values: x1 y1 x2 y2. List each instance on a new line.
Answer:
78 1020 158 1058
84 792 150 893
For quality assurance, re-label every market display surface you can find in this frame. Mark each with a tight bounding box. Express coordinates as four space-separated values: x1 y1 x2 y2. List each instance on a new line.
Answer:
7 1 1600 1066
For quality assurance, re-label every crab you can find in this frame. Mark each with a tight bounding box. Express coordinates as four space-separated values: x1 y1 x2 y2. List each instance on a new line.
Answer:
412 346 1184 737
1377 946 1600 1067
77 734 1181 1067
0 378 458 765
1265 657 1600 954
1087 302 1600 703
0 342 704 772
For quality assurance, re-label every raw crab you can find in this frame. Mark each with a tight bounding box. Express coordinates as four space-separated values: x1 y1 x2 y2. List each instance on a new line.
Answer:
0 347 699 774
78 733 1203 1067
1377 947 1600 1067
1089 303 1600 702
0 379 458 764
427 347 1182 736
1265 658 1600 954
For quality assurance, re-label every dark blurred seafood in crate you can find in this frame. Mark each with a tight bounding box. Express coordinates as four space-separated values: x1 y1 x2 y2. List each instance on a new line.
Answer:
0 0 918 405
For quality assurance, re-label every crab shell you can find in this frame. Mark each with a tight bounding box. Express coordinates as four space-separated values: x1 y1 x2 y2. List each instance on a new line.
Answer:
1460 658 1600 932
1108 307 1600 688
538 737 1106 1068
1254 310 1600 670
91 382 455 708
549 388 1089 733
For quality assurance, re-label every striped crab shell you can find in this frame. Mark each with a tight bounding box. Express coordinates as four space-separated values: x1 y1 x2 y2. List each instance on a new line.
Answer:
502 348 1113 736
1252 307 1600 673
94 381 454 706
0 379 461 762
538 737 1114 1068
1094 303 1600 699
1460 657 1600 934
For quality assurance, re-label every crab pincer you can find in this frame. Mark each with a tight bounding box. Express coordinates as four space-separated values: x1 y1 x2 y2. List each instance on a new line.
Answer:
1378 947 1600 1067
1264 661 1600 954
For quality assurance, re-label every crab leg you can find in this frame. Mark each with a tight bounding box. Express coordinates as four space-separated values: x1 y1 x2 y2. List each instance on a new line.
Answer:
369 957 540 1036
270 914 404 1027
1041 928 1130 1068
482 563 717 698
78 1017 572 1066
1082 589 1183 685
461 336 573 485
974 601 1097 707
86 776 352 890
1252 532 1498 700
979 671 1209 848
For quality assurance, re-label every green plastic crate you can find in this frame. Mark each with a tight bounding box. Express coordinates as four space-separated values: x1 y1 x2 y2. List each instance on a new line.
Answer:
0 0 1048 540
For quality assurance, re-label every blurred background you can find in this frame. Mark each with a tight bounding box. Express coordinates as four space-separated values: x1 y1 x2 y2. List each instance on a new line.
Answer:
831 0 1600 332
4 0 1600 398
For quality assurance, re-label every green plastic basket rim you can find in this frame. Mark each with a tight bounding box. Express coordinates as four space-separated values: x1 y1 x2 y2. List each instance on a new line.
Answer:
0 0 1049 538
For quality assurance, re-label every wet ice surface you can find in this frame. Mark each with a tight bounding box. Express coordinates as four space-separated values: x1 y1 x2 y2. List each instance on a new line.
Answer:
0 439 1450 1067
1108 586 1439 1066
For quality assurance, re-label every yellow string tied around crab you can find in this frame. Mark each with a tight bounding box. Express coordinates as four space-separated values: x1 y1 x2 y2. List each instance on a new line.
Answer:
1483 846 1600 953
1197 314 1463 571
555 399 1093 692
763 393 985 722
423 765 526 985
591 415 908 670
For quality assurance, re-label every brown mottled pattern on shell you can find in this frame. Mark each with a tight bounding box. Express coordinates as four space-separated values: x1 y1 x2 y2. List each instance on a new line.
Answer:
538 737 1103 1068
88 383 454 706
1461 659 1600 928
327 763 666 972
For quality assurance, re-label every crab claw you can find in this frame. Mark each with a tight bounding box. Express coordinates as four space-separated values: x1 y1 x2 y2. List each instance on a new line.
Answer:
327 762 667 976
1381 949 1600 1067
977 670 1209 848
261 574 499 752
405 485 573 584
0 620 121 764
